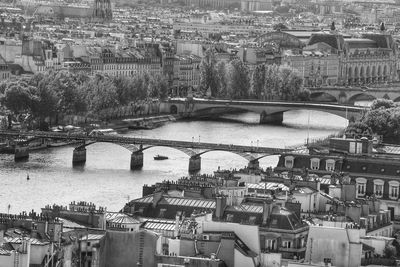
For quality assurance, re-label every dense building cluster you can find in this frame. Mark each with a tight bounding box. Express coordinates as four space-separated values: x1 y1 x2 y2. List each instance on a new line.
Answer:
2 135 400 267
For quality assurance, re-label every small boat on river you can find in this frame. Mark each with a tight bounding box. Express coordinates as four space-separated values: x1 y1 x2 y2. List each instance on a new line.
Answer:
154 155 168 160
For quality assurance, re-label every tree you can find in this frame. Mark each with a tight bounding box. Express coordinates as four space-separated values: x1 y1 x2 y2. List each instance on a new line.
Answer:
112 76 136 105
345 121 372 138
199 48 219 97
251 64 266 99
227 59 250 99
3 80 39 115
216 61 228 98
330 21 336 31
371 99 395 110
157 76 169 100
363 108 392 137
264 65 280 100
83 75 119 114
384 243 397 258
380 22 386 31
273 22 288 31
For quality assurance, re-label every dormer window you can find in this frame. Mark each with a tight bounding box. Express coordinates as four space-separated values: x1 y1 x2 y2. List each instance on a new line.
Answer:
159 208 167 218
285 156 294 169
374 179 384 198
389 181 399 200
326 159 335 172
356 177 367 198
310 158 320 170
349 141 362 154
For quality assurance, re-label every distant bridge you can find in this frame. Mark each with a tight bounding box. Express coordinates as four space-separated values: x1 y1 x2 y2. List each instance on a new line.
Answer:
308 86 400 104
0 131 293 172
160 98 366 124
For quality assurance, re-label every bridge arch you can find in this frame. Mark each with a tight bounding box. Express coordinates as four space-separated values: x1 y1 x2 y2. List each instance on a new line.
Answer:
77 141 140 152
139 145 197 157
193 105 353 121
309 92 338 102
191 149 263 161
348 93 377 104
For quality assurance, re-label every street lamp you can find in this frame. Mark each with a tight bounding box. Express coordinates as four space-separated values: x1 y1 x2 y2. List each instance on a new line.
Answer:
198 135 201 143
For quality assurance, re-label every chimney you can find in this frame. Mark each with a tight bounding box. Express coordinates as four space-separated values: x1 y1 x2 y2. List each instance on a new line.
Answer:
215 197 226 220
152 191 163 208
262 201 272 225
174 212 181 238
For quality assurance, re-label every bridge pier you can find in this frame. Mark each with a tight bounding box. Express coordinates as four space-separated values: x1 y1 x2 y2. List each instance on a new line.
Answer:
248 159 260 170
131 151 144 170
188 155 201 173
73 148 86 165
14 146 29 161
260 111 283 125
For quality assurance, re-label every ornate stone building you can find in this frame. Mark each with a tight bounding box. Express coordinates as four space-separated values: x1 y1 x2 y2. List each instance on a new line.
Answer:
92 0 112 23
308 32 399 86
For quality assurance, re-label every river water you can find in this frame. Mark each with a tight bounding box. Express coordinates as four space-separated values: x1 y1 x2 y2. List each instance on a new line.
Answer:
0 110 347 214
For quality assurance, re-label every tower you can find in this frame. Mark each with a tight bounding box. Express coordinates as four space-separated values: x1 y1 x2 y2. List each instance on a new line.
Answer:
92 0 112 23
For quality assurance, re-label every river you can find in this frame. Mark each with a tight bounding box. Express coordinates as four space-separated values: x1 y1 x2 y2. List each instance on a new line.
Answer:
0 110 347 214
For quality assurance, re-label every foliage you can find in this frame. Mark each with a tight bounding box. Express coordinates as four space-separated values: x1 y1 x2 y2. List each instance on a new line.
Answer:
2 80 39 114
384 243 397 259
216 61 228 98
370 99 395 110
199 48 219 97
345 98 400 143
345 121 372 139
227 59 250 99
1 69 170 126
251 64 265 99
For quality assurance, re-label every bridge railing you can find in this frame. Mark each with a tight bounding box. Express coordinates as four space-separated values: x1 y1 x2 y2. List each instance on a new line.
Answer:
0 130 291 154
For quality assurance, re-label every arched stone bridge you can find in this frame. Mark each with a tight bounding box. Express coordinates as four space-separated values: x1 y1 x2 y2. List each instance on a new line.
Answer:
0 131 293 172
161 98 366 124
308 86 400 104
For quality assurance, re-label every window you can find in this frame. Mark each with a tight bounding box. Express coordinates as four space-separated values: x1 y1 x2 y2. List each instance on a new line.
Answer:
285 156 294 169
310 158 320 170
374 179 384 198
349 142 362 154
356 177 367 198
326 159 335 171
282 241 291 248
266 239 275 250
87 242 91 246
389 181 399 200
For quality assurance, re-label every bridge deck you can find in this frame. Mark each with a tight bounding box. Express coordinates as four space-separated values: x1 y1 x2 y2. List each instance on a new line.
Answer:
168 98 366 112
0 131 291 155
